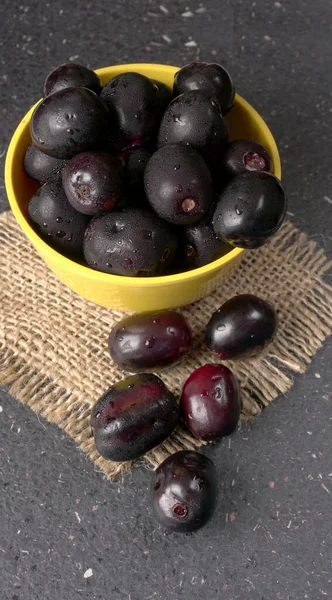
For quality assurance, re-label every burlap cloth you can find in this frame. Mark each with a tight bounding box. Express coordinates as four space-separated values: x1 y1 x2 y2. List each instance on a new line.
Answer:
1 210 331 479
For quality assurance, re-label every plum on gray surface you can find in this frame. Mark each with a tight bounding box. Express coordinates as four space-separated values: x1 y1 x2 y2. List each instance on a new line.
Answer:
151 450 218 532
180 364 241 440
43 63 102 97
101 72 160 151
221 139 272 178
157 90 228 168
62 151 123 215
108 310 192 372
144 144 213 225
28 179 89 256
83 208 177 276
205 294 278 359
24 143 67 183
174 62 235 116
212 171 287 248
90 373 180 462
30 87 109 159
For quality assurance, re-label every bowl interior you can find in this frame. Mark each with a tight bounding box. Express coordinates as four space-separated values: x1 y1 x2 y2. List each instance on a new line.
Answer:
5 63 281 286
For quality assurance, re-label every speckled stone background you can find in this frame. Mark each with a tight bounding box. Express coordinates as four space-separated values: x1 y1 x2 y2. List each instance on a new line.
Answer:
0 1 331 599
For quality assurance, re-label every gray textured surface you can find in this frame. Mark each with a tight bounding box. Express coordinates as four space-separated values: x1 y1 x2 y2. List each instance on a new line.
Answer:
0 1 332 599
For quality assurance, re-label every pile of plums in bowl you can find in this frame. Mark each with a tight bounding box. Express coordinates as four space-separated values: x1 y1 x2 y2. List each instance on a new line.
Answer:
24 61 287 277
91 293 278 532
23 61 285 533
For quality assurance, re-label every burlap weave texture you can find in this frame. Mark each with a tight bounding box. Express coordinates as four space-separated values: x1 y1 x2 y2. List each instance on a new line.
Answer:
1 211 331 479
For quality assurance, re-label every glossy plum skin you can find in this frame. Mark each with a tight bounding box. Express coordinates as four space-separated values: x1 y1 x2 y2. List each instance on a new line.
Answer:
180 215 232 270
43 63 102 97
90 373 180 462
24 143 67 183
121 146 151 198
205 294 278 359
212 171 287 249
152 79 173 117
108 310 192 372
28 179 89 256
180 364 241 440
221 139 272 178
144 144 213 225
83 209 177 276
62 152 123 215
174 62 235 116
30 87 109 159
151 450 218 532
157 90 228 168
101 72 160 151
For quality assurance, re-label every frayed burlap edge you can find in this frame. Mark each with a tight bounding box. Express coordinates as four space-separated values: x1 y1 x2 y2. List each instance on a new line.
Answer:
0 211 331 478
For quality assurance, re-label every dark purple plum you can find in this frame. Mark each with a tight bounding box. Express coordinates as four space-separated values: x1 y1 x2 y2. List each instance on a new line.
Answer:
90 373 180 462
212 171 287 248
151 450 218 532
205 294 278 359
152 79 173 117
108 310 192 372
24 144 67 183
174 62 235 116
62 151 123 215
180 364 241 441
157 90 228 168
121 146 151 197
101 72 160 151
179 214 232 270
43 63 102 97
221 139 272 178
144 144 213 225
30 87 109 159
28 179 89 256
83 208 177 276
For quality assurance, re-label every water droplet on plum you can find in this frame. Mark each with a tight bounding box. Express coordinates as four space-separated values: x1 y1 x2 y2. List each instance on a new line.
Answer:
145 337 155 348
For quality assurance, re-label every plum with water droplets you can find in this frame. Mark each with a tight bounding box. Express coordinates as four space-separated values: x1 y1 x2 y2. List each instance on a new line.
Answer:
205 294 278 359
30 87 109 159
62 151 123 215
152 79 173 117
174 62 235 116
179 213 232 270
151 450 218 532
144 144 213 225
212 171 287 248
180 364 241 440
24 144 67 183
28 179 89 256
91 373 180 461
121 146 151 199
108 310 192 372
221 139 272 179
157 90 228 168
101 72 160 151
43 63 102 97
83 208 177 276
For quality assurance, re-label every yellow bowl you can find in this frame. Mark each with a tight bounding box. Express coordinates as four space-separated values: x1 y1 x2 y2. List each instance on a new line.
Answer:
5 63 281 312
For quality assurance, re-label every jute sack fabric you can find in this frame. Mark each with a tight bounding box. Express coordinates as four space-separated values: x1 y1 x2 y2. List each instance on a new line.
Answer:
0 211 331 479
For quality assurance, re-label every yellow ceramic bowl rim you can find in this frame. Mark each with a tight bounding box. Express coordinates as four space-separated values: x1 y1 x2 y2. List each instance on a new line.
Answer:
5 63 281 288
